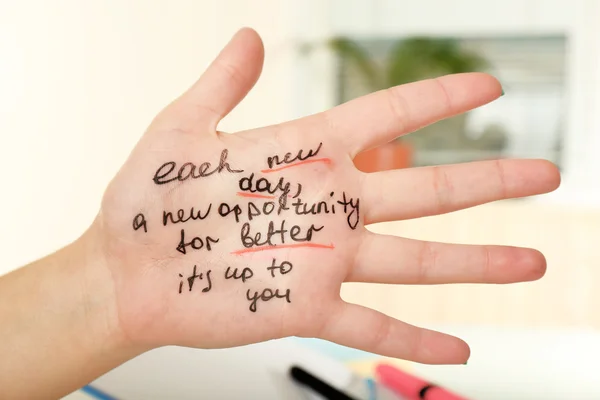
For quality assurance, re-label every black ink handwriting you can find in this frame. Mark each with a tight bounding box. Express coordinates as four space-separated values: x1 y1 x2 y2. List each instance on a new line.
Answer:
246 287 291 312
220 199 318 224
153 149 243 185
132 213 148 233
238 173 292 197
266 142 323 169
240 220 324 248
247 201 276 221
218 202 243 223
224 266 254 283
163 204 212 226
176 229 219 254
178 265 212 293
292 184 303 198
337 192 360 230
291 193 337 216
267 259 293 278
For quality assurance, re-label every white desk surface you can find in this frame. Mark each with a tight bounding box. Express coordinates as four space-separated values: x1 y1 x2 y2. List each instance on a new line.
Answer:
63 326 600 399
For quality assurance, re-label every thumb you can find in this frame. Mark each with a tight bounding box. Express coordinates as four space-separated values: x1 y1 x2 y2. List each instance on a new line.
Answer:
159 27 265 133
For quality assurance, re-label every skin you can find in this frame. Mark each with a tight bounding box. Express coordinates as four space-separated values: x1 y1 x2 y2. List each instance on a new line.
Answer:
0 28 560 399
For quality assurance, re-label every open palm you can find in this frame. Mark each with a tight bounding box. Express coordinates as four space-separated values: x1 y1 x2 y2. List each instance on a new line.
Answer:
97 28 559 365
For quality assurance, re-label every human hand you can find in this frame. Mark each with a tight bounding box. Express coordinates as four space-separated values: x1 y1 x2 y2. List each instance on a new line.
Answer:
93 28 559 364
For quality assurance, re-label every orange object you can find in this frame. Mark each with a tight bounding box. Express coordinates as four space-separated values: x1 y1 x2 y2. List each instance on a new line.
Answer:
353 141 413 173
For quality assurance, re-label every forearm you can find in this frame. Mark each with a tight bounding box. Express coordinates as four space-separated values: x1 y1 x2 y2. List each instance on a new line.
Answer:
0 225 144 399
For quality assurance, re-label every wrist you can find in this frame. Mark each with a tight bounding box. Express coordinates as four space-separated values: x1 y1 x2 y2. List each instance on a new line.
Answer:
73 221 151 359
0 221 149 399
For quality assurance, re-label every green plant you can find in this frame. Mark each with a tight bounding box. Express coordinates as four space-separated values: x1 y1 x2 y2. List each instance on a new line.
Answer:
301 36 493 150
325 36 489 94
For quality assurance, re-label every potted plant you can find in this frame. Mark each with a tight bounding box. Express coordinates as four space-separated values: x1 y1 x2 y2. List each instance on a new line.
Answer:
303 36 490 172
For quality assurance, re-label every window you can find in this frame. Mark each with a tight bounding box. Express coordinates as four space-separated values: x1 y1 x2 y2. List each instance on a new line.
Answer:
334 36 567 168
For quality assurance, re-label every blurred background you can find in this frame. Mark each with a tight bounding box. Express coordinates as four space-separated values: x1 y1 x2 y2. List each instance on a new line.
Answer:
2 0 600 399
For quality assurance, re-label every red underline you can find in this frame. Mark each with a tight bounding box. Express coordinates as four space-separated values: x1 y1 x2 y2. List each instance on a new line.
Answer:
231 242 335 255
236 192 298 199
261 158 332 173
236 192 275 199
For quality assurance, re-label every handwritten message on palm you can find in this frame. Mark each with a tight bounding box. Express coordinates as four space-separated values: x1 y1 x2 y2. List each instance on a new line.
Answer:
135 142 357 312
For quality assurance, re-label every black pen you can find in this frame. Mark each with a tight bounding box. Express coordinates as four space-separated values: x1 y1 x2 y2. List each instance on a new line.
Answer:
289 365 359 400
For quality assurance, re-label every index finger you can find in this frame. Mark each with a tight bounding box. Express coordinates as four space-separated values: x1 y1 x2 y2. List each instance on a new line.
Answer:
319 73 502 156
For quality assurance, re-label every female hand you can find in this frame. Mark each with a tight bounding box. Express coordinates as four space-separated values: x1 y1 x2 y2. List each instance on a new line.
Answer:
96 27 559 365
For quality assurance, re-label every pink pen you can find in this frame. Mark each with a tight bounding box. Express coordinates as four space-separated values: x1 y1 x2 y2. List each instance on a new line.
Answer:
375 364 468 400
